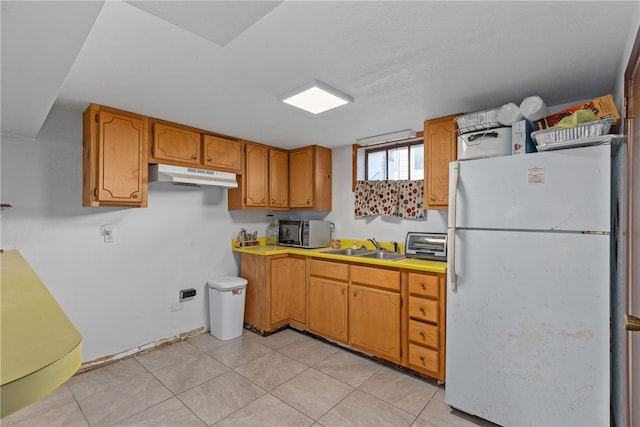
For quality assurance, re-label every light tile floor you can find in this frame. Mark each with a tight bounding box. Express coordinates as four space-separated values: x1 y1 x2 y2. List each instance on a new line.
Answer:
2 329 496 427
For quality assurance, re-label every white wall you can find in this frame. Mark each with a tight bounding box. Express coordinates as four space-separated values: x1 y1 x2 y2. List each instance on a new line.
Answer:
0 105 270 362
325 145 448 243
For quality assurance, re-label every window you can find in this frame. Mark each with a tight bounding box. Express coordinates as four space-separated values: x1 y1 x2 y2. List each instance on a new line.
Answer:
364 140 424 181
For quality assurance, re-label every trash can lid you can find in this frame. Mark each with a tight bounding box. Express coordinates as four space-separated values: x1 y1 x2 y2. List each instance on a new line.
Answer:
207 276 248 290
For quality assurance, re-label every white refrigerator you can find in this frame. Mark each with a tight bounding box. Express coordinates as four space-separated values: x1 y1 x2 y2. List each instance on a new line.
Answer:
445 144 611 426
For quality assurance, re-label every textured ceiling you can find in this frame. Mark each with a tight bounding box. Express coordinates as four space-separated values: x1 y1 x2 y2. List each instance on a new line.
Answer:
1 1 638 149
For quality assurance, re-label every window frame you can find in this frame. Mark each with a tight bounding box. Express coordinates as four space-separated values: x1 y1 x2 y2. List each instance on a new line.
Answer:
364 139 424 181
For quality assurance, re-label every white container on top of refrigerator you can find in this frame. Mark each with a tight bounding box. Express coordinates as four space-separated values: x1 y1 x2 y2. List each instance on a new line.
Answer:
446 144 610 426
457 127 512 160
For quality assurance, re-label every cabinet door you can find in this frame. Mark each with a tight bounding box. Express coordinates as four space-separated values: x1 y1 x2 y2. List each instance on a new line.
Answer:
270 256 306 326
424 114 458 209
269 149 289 209
83 104 148 207
151 121 201 165
349 284 401 363
289 147 314 208
308 277 348 344
288 257 306 324
244 144 269 207
241 253 268 332
203 134 241 173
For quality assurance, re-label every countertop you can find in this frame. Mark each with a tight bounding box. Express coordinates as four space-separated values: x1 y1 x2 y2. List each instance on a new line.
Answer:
232 240 447 274
0 250 82 417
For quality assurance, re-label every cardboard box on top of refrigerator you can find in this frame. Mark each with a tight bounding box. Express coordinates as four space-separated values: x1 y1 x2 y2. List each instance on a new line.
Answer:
511 120 536 155
533 94 620 130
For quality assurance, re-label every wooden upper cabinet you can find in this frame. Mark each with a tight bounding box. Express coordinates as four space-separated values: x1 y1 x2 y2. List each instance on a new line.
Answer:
149 120 201 166
289 145 332 210
424 114 459 210
228 141 269 210
229 143 331 211
244 143 270 207
269 148 289 209
203 134 241 173
83 104 148 207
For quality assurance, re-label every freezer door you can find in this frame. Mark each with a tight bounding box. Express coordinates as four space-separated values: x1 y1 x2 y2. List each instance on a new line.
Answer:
445 229 610 426
451 144 611 232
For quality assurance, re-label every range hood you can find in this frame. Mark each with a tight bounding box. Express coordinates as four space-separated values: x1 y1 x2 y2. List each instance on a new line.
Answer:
149 164 238 188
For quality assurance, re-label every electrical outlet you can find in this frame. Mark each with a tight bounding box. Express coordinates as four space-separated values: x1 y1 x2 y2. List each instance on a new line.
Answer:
180 288 196 301
170 303 183 312
101 224 114 243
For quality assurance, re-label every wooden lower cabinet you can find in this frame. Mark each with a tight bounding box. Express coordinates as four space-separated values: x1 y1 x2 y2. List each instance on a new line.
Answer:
270 256 306 327
241 253 447 382
406 271 446 381
241 253 306 333
308 259 349 344
349 264 402 363
308 277 349 344
349 284 402 363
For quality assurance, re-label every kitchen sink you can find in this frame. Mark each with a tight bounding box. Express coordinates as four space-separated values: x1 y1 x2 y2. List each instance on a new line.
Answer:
357 251 405 261
323 248 405 261
322 248 376 256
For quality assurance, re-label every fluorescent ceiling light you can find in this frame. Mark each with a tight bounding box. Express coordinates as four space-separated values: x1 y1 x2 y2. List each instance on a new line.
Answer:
279 80 353 114
356 129 417 146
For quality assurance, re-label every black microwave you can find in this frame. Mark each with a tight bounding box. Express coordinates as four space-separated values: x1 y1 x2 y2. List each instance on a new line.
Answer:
278 220 331 248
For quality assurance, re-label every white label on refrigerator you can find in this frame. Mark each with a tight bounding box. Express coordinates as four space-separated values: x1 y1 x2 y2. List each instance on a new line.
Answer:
528 167 544 184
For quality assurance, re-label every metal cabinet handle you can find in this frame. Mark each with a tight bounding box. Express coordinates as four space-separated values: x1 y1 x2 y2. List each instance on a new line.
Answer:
419 356 425 362
419 282 425 289
419 306 425 313
341 288 345 295
132 193 139 199
430 196 436 201
419 331 425 337
353 289 358 296
207 158 212 162
191 155 197 160
93 188 98 197
449 162 460 292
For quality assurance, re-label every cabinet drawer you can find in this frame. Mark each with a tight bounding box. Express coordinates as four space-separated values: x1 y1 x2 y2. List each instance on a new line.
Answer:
310 259 348 281
408 272 439 299
350 265 400 292
408 320 438 348
408 297 438 323
409 343 439 373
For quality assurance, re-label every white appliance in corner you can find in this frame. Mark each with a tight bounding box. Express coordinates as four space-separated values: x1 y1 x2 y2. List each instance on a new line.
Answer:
446 144 611 426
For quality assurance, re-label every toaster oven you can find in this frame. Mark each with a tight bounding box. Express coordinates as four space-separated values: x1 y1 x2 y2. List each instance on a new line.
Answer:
404 232 447 261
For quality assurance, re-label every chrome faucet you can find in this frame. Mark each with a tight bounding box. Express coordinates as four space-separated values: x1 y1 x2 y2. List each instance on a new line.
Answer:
391 241 399 253
368 238 381 251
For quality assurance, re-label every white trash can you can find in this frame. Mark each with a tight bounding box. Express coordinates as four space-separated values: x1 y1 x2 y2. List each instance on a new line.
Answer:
207 276 248 340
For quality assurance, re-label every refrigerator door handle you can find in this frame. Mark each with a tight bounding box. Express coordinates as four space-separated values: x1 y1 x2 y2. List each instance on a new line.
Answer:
448 162 460 291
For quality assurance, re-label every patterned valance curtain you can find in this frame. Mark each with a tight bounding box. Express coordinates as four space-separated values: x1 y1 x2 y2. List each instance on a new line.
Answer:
354 180 424 219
